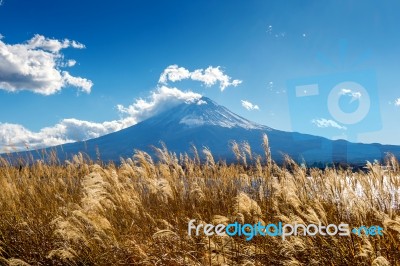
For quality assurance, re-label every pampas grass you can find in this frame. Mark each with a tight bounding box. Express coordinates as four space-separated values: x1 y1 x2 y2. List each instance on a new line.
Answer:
0 140 399 265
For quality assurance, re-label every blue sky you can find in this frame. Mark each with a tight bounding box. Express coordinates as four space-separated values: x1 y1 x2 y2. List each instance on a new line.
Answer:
0 0 399 151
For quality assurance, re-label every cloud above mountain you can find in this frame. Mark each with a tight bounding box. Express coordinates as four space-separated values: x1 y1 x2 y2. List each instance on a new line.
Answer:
0 86 202 152
159 64 242 91
0 34 93 95
117 86 202 120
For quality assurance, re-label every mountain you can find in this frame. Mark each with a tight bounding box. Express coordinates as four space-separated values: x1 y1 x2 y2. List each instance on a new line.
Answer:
8 97 400 165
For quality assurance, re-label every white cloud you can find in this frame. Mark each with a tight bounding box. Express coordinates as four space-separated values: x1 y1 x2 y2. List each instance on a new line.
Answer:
340 88 361 103
312 118 347 130
26 34 85 52
0 86 202 152
0 0 3 6
62 71 93 94
117 86 202 120
241 100 259 111
66 59 77 67
159 65 242 91
395 98 400 107
158 65 190 83
0 34 92 95
0 118 134 152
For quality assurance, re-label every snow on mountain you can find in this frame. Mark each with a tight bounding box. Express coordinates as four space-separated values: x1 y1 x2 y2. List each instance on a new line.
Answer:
148 97 269 130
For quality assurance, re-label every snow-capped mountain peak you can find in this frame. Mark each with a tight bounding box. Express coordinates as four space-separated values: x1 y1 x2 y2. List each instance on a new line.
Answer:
144 97 269 130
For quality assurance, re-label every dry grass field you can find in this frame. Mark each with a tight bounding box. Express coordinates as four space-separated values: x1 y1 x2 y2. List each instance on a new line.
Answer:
0 135 399 265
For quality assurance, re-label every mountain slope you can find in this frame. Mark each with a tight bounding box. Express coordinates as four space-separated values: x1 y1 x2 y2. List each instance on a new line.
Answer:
8 97 400 165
